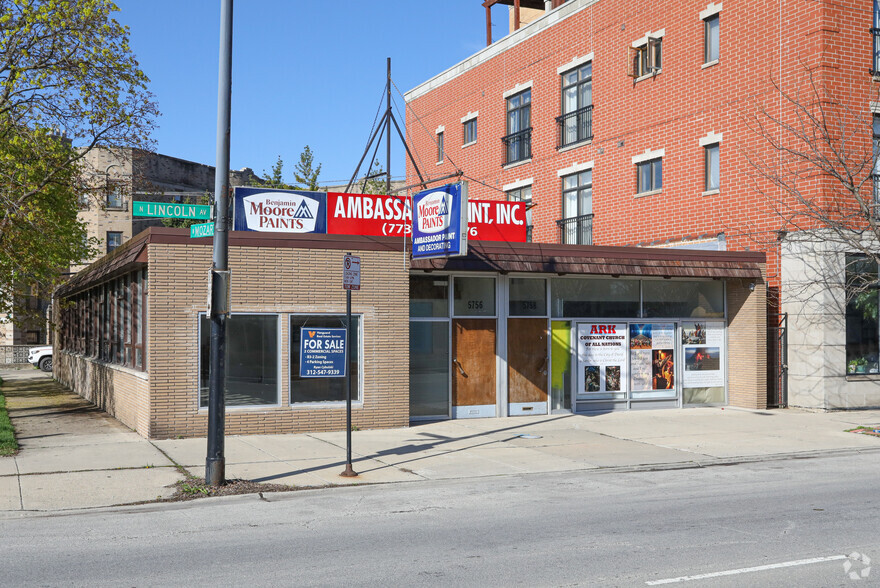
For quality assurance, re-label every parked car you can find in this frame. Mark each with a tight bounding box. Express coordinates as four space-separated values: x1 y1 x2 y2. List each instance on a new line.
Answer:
28 345 52 372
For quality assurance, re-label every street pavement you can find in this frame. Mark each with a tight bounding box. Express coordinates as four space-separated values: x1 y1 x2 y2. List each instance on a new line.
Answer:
3 368 880 514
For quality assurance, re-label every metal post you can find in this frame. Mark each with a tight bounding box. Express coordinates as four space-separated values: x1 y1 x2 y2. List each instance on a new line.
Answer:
341 252 356 477
386 58 392 195
206 0 233 487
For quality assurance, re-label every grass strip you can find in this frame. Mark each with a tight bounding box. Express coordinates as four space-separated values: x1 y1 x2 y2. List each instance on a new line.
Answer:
0 381 18 456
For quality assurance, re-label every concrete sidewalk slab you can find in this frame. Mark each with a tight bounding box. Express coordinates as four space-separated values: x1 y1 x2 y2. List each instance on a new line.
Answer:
14 441 173 475
18 468 180 510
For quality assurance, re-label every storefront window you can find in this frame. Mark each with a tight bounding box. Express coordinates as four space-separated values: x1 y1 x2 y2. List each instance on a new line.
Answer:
642 280 723 318
410 275 449 317
199 314 279 407
846 254 880 374
629 323 677 399
509 278 546 316
409 321 450 418
551 278 639 318
454 276 495 316
290 315 361 403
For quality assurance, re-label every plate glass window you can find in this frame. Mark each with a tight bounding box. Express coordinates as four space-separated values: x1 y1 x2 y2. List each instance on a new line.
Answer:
705 143 720 191
507 185 533 242
290 315 360 403
845 254 880 374
199 314 279 407
509 278 546 316
636 158 662 194
704 14 719 63
454 276 495 316
504 89 531 164
559 62 593 147
560 170 593 245
464 118 477 145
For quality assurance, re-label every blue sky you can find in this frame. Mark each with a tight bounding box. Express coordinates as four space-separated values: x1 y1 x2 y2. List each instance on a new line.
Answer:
114 1 510 187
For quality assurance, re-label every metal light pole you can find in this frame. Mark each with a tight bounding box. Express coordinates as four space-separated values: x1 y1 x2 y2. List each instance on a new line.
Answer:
206 0 233 487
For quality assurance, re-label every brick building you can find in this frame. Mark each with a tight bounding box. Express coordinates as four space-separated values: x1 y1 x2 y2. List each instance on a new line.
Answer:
75 147 259 271
54 226 765 438
405 0 878 409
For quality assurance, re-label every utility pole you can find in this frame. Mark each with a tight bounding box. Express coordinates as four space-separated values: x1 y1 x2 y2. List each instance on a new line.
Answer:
206 0 233 487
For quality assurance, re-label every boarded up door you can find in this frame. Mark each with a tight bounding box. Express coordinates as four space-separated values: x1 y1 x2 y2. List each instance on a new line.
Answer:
508 318 549 415
452 319 496 418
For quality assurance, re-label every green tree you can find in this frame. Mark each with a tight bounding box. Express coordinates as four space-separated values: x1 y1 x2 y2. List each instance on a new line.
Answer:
360 160 390 195
0 0 158 320
255 156 294 189
293 145 322 191
161 192 213 229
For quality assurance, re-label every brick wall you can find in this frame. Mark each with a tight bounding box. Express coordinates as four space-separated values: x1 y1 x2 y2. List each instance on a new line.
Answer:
405 0 874 299
147 241 410 439
55 351 151 435
727 273 768 409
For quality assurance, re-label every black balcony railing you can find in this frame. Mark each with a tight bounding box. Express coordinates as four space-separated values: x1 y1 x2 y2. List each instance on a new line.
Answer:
556 214 593 245
872 27 880 75
502 127 532 165
556 105 593 148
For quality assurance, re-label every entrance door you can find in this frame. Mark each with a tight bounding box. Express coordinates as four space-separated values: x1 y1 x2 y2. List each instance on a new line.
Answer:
508 318 548 415
452 319 496 418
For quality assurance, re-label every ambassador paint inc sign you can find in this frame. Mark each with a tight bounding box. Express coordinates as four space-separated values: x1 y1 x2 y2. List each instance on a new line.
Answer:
232 187 327 233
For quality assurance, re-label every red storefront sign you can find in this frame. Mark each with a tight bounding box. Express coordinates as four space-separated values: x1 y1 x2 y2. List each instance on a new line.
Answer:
327 192 527 242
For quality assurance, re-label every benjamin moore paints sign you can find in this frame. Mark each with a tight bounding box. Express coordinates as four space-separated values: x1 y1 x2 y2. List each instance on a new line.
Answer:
411 183 468 259
233 187 327 233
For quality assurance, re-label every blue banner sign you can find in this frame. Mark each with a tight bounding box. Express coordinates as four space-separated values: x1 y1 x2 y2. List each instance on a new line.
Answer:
233 187 327 233
300 328 346 378
411 182 469 259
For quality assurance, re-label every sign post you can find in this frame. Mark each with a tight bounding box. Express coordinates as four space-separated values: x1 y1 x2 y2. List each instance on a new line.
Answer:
341 253 359 477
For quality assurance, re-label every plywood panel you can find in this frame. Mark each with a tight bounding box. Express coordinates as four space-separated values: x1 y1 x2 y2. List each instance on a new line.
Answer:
452 319 496 407
508 318 548 404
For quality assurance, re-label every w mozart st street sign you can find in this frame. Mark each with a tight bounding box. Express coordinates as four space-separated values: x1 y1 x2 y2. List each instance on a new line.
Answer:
133 201 213 220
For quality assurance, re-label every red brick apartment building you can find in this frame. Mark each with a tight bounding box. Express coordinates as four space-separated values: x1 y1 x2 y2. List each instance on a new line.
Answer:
406 0 880 410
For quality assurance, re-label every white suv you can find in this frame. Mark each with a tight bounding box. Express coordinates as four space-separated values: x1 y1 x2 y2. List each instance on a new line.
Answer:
28 346 52 373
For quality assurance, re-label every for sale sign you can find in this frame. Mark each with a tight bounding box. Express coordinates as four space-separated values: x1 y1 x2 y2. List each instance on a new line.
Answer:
300 328 346 378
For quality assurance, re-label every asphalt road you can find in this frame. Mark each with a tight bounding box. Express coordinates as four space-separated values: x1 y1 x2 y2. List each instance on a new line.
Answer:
4 453 880 587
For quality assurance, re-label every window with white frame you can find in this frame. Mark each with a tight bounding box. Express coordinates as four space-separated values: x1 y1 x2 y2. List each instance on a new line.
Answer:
199 313 279 407
106 231 123 253
560 169 593 245
704 13 719 63
507 184 533 242
463 116 477 146
704 143 720 191
873 114 880 212
559 61 593 147
629 33 662 79
634 150 663 194
290 314 361 403
504 88 532 164
437 130 444 163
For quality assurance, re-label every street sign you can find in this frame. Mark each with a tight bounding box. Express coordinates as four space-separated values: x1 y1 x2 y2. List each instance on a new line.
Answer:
132 201 212 220
190 222 215 238
343 255 361 290
300 328 347 378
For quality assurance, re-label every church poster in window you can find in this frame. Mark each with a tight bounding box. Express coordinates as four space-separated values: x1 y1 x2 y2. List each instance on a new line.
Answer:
682 321 724 389
630 323 676 394
576 323 628 399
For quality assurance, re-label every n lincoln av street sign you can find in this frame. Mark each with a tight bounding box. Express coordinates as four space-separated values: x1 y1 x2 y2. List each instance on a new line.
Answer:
133 201 213 220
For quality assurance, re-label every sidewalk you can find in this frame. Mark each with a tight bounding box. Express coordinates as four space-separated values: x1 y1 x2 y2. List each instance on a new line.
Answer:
3 368 880 513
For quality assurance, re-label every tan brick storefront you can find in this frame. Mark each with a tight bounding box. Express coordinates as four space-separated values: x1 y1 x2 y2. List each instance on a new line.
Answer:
55 227 767 438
